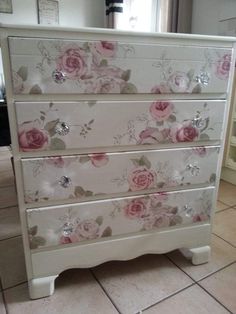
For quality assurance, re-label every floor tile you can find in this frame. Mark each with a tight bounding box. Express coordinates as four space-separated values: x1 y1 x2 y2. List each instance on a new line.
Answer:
213 209 236 247
200 263 236 314
0 186 18 209
216 201 229 212
4 269 118 314
144 284 230 314
0 159 14 188
217 180 236 206
0 292 6 314
0 236 27 289
0 206 21 241
167 235 236 281
93 254 193 314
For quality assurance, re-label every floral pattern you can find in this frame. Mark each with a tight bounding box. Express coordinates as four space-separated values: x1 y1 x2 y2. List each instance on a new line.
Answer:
22 146 219 204
9 37 231 94
27 187 213 249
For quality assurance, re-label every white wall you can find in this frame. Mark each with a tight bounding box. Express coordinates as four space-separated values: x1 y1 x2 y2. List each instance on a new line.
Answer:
0 0 105 28
191 0 236 35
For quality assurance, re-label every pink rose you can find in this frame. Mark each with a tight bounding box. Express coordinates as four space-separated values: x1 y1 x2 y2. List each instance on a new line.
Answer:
75 219 100 240
192 146 207 157
56 46 87 80
124 198 149 219
216 53 231 80
92 65 124 79
60 236 72 244
92 41 117 58
192 213 209 223
139 127 170 144
170 122 199 142
150 192 168 206
143 214 170 230
167 71 190 93
85 77 124 93
12 71 24 94
128 166 157 191
46 156 65 168
18 122 49 152
151 83 171 94
149 101 174 121
89 153 109 167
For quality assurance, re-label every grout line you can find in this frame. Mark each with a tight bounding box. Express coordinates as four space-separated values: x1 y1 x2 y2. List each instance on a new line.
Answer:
0 277 9 314
0 204 18 211
215 206 235 213
212 233 236 248
89 269 122 314
136 283 196 314
0 234 22 242
2 280 28 292
196 281 234 314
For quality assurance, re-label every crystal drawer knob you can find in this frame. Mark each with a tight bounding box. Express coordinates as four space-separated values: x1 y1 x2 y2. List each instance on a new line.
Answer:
52 70 66 84
195 72 210 86
186 164 200 176
191 115 204 128
59 176 72 188
55 122 70 136
62 222 73 236
183 205 194 217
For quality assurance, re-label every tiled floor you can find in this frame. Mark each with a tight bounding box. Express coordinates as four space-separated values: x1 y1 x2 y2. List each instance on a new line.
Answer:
0 146 235 314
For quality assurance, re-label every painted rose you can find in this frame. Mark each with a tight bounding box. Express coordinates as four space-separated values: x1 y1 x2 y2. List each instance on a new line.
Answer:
143 213 170 230
86 77 124 93
192 146 207 157
92 65 124 79
46 156 65 168
18 122 49 151
75 219 100 240
128 166 157 191
170 122 199 142
89 153 109 167
56 46 87 80
192 213 209 222
167 71 190 93
150 192 168 207
138 127 170 144
149 101 174 121
151 83 171 94
92 41 117 58
12 71 24 94
124 198 149 219
216 54 231 80
60 235 72 244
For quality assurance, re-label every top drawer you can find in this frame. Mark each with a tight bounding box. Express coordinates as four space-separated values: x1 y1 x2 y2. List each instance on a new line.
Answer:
8 37 232 95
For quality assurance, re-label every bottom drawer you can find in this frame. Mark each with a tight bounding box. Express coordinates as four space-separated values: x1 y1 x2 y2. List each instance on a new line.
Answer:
27 187 214 250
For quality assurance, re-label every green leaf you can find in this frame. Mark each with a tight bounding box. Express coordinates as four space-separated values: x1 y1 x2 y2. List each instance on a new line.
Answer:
29 225 38 236
84 190 93 197
88 101 97 107
187 69 195 80
40 115 45 121
204 102 208 108
101 226 112 237
156 121 164 126
170 215 182 226
96 216 103 226
49 102 54 108
74 186 85 197
100 59 108 66
139 155 151 169
131 158 140 167
200 133 210 140
121 69 131 81
17 66 28 81
50 138 66 150
167 115 176 123
157 182 165 188
88 119 94 125
79 156 90 163
192 84 202 94
121 83 138 94
44 119 60 137
83 42 90 52
29 84 42 94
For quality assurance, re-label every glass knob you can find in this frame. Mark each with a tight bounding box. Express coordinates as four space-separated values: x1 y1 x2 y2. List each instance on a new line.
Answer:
186 164 200 176
55 122 70 136
191 115 204 128
183 205 194 217
59 175 72 188
52 70 66 84
62 222 74 236
195 72 210 86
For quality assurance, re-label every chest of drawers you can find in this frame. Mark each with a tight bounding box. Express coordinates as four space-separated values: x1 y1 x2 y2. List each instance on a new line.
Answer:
1 24 235 299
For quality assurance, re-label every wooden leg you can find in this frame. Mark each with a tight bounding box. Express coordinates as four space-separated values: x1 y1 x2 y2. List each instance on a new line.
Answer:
28 275 58 299
180 245 211 265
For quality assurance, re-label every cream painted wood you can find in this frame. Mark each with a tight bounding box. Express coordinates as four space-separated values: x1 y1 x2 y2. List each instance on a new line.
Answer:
15 100 226 152
1 24 236 300
28 275 58 299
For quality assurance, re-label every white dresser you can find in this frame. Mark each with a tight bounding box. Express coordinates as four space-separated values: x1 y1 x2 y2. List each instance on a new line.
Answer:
1 24 235 299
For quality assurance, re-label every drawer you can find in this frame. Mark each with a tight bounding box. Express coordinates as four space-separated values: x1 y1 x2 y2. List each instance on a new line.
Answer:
16 100 225 152
22 146 219 204
26 186 215 249
9 37 232 94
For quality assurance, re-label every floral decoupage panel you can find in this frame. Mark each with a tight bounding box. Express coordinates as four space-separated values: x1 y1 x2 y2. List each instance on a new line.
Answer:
27 187 214 249
16 100 225 152
22 146 219 204
9 37 232 94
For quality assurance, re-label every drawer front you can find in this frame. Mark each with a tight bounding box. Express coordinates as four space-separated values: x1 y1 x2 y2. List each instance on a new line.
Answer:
22 146 219 204
16 100 225 152
26 187 214 249
9 37 232 94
